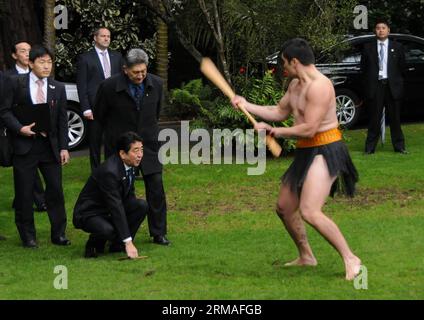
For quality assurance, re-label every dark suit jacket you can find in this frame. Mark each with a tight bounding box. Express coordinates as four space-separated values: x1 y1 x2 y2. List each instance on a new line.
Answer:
3 67 20 77
0 72 4 128
73 154 136 240
0 74 69 162
76 48 123 112
0 71 4 104
94 72 164 175
361 38 406 100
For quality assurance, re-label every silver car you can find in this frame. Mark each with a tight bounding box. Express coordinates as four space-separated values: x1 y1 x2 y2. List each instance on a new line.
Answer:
65 83 86 150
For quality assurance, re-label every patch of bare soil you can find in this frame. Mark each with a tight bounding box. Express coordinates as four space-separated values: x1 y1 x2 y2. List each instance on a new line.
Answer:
331 187 424 207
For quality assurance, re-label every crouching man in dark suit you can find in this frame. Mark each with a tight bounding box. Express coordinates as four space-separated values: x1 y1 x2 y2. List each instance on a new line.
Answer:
73 132 147 258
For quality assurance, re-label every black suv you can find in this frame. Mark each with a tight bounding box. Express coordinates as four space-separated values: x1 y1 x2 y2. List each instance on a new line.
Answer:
267 34 424 128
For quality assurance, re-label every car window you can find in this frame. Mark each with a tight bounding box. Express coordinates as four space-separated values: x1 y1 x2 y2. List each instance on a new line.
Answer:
402 41 424 64
318 41 362 64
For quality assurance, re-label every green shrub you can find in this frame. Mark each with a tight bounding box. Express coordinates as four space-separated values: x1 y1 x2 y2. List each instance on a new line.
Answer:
166 73 296 154
166 79 213 120
193 71 296 154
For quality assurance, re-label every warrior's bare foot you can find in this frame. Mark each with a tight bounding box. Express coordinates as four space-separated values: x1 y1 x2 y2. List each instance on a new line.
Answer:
345 256 361 281
284 256 317 267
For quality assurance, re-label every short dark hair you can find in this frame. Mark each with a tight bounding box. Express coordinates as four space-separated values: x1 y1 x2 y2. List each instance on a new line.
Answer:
29 45 53 62
374 18 390 28
11 40 30 54
280 38 315 65
116 131 143 154
93 27 110 37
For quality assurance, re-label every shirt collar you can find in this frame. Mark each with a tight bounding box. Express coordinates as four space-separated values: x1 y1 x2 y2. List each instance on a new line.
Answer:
29 71 46 83
95 46 108 56
123 163 132 171
378 38 389 46
16 64 29 74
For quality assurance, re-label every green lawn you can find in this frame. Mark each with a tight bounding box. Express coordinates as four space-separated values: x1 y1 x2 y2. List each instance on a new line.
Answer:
0 124 423 299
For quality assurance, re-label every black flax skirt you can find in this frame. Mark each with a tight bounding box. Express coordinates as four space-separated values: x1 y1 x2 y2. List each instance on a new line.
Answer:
281 140 359 197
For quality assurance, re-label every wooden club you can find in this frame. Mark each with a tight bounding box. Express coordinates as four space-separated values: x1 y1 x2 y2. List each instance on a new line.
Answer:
200 57 282 157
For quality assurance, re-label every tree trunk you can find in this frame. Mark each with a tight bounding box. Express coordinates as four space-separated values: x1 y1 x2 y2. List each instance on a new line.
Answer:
141 0 203 64
197 0 231 84
43 0 56 75
0 0 42 70
156 2 169 94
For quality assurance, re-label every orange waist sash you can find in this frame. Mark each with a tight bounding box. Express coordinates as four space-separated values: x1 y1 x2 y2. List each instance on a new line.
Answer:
296 128 342 148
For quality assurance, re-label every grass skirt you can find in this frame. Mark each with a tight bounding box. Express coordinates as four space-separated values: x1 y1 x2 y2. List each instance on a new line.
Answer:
281 140 358 197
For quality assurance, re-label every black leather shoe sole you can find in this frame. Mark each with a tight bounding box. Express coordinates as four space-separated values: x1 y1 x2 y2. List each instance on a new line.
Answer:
395 149 408 154
153 236 170 246
52 238 71 246
23 240 38 248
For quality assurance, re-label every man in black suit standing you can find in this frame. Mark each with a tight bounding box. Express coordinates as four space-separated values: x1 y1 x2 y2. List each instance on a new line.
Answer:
4 40 46 211
73 132 147 258
0 45 71 248
0 70 6 241
76 27 124 171
361 19 407 154
95 48 170 246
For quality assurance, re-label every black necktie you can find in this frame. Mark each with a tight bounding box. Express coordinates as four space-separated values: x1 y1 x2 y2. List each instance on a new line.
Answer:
132 84 143 111
126 168 134 187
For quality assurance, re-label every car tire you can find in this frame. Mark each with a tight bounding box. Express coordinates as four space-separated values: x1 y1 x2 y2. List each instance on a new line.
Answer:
335 88 361 129
67 104 87 150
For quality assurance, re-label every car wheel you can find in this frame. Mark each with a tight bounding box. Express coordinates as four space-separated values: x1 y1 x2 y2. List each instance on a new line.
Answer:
67 105 86 150
335 89 361 129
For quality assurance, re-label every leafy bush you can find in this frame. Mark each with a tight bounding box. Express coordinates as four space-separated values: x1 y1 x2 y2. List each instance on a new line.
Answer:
55 0 156 81
170 72 296 154
166 79 214 120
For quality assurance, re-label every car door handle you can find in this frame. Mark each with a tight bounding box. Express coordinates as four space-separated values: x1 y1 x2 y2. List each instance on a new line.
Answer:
408 67 416 71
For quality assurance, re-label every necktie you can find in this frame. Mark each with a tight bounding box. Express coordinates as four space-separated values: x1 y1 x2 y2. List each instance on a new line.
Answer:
101 51 111 79
132 84 143 110
126 168 134 187
36 79 45 104
379 43 385 71
36 79 48 137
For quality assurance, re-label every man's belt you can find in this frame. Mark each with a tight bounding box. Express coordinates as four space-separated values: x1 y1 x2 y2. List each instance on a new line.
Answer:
296 127 342 148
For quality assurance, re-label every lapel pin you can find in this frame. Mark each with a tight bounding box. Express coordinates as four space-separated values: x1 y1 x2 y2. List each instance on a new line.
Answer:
49 84 55 89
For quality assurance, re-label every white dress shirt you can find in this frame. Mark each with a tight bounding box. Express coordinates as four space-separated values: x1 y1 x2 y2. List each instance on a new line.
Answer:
95 46 110 75
378 39 389 80
29 72 47 104
83 47 111 117
15 64 30 74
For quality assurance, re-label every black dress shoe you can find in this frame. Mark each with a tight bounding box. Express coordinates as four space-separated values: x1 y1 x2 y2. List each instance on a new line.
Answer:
153 235 170 246
395 149 408 154
51 236 71 246
364 150 375 155
35 203 47 212
23 239 38 248
84 242 98 258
